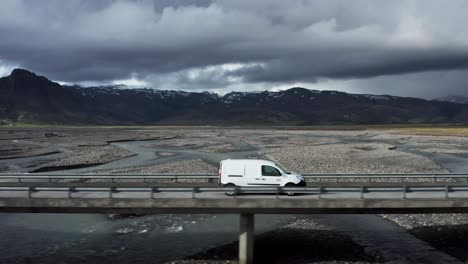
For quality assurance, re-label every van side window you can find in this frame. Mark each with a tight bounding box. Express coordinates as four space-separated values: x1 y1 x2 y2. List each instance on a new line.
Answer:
262 165 281 176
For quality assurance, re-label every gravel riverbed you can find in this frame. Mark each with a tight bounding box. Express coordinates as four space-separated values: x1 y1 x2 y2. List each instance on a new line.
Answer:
92 159 218 174
2 128 468 263
33 145 135 172
264 142 442 173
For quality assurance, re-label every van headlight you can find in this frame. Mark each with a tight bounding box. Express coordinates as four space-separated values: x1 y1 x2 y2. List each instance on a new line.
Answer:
296 175 304 181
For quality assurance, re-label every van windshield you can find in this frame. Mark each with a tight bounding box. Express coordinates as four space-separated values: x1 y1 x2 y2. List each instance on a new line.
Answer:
275 163 290 174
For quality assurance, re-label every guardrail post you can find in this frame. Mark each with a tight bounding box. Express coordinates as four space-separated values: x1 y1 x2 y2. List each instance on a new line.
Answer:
239 213 254 264
27 187 33 199
234 186 239 198
402 185 407 200
68 187 74 199
318 186 323 199
445 185 449 199
192 187 198 199
360 186 365 199
151 187 158 199
109 187 115 199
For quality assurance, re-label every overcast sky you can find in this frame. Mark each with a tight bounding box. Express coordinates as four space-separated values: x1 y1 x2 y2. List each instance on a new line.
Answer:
1 0 468 98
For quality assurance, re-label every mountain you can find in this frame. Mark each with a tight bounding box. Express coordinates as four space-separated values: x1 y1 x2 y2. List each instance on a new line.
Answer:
434 96 468 104
0 69 83 123
1 69 468 125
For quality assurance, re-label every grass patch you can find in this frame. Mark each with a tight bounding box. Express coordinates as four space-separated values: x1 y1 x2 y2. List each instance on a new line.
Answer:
399 127 468 137
3 123 468 132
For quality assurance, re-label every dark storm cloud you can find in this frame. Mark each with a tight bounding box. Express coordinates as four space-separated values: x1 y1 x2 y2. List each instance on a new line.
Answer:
344 69 468 99
0 0 468 96
229 49 468 83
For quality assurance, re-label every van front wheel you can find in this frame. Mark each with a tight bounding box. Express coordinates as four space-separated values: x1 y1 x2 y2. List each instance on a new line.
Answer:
285 183 296 196
224 183 236 196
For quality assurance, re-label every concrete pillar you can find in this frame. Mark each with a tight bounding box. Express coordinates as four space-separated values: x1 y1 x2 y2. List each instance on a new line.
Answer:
239 213 255 264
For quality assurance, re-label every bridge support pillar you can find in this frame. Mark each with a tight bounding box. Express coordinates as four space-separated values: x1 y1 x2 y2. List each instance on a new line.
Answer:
239 213 254 264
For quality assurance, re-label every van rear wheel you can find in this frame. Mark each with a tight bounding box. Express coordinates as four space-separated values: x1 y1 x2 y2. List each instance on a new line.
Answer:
224 183 236 196
285 183 296 196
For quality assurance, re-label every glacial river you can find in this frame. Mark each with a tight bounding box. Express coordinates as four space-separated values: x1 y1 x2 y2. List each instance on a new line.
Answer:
1 133 468 263
0 138 297 263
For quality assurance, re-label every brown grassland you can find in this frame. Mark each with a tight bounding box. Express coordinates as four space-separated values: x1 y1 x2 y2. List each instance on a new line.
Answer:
399 127 468 137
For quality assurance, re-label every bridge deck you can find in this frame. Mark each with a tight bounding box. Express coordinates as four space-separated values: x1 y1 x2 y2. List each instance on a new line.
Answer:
1 173 468 214
2 185 468 214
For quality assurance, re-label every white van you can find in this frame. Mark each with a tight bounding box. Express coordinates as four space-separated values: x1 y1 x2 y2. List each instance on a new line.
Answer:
219 159 305 195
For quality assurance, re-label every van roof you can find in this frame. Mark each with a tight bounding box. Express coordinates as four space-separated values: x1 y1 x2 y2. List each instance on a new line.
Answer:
220 159 276 165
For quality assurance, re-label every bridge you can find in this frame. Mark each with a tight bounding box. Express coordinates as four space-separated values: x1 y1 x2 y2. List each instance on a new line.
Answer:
1 172 468 264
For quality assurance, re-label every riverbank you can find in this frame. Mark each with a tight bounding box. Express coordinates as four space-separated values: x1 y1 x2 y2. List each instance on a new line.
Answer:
382 214 468 262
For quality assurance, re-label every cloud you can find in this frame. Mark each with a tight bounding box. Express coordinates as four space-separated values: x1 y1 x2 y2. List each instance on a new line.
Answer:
0 0 467 97
343 69 468 99
0 60 19 78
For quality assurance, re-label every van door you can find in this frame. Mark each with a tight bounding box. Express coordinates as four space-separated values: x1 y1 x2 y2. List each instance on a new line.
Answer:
223 164 244 185
245 163 260 185
259 165 282 186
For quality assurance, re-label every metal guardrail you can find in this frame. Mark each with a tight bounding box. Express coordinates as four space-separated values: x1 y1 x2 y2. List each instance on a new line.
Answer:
0 173 466 187
1 185 468 200
0 172 468 181
0 173 217 177
302 173 468 178
0 174 219 183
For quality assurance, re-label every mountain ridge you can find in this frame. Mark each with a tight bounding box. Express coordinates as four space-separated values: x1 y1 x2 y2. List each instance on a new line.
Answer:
434 96 468 105
1 69 468 125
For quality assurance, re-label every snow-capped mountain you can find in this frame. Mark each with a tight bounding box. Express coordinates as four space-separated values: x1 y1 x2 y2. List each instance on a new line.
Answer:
2 69 468 125
434 96 468 104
